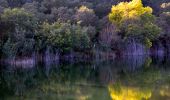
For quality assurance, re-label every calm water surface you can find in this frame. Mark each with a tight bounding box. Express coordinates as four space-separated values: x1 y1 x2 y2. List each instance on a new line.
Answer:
1 56 170 100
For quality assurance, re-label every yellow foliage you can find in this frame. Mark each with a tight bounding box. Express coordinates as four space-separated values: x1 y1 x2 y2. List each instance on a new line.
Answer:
108 84 152 100
109 0 153 24
78 6 94 13
160 85 170 97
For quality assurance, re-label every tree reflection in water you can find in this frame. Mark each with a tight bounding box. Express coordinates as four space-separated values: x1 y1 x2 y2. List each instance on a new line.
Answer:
108 83 152 100
1 56 170 100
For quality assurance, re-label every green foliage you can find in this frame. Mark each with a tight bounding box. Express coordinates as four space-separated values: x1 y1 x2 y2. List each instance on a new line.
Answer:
1 8 37 29
2 38 18 58
126 24 160 48
39 22 90 52
109 0 160 48
75 6 98 26
0 0 168 57
51 7 74 23
1 8 38 57
143 23 160 40
144 37 152 48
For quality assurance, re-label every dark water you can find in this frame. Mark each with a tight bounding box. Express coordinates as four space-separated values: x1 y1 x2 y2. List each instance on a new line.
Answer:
1 55 170 100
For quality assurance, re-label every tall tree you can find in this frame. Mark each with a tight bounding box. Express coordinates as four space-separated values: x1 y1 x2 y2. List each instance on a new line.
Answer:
75 6 98 26
108 0 160 48
1 8 38 58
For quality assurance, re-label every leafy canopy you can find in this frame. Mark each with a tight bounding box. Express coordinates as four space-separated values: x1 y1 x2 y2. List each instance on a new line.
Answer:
39 22 90 52
108 0 160 48
1 8 38 57
109 0 153 25
78 6 94 13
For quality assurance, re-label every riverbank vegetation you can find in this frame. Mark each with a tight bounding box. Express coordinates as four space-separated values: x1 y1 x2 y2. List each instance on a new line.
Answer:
0 0 170 60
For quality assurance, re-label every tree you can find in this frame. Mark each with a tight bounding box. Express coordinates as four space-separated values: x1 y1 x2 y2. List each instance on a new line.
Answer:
0 0 8 14
75 6 98 26
39 22 90 53
1 8 38 58
86 26 96 40
94 3 112 18
23 1 39 15
0 0 8 8
99 24 120 49
23 1 50 22
109 0 152 26
108 0 160 48
6 0 27 7
51 7 75 23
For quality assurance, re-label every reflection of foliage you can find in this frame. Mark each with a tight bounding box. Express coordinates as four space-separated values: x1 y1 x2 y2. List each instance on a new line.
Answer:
0 63 96 99
2 61 170 99
126 68 161 86
144 57 152 68
110 82 122 95
107 64 170 100
108 82 152 100
108 65 170 100
160 85 170 97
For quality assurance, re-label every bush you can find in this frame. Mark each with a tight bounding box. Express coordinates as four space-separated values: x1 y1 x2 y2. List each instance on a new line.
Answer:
39 22 90 53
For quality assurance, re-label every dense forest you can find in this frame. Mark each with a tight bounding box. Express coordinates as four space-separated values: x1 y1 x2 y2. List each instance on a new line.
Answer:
0 0 170 60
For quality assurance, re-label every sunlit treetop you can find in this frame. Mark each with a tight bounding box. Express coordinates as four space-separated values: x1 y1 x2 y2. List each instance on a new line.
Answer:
160 2 170 9
160 2 170 13
78 5 94 13
109 0 153 25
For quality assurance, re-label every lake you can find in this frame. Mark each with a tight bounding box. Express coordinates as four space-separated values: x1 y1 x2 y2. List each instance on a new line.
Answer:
0 55 170 100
